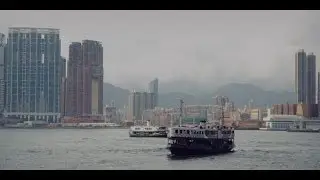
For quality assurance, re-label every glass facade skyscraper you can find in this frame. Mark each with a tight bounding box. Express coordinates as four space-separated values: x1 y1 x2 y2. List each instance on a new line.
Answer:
148 78 158 107
4 27 61 122
0 33 5 116
295 49 316 104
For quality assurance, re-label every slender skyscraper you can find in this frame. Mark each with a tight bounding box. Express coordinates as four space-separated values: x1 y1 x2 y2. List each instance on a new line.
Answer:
295 49 307 103
306 53 316 104
60 56 67 117
5 27 61 122
0 33 5 116
60 56 66 79
148 78 158 107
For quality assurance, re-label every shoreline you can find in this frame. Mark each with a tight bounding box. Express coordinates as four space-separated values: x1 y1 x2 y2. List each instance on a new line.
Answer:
0 126 129 130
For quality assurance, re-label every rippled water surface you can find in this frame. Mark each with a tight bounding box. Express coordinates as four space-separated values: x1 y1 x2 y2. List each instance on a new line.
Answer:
0 129 319 170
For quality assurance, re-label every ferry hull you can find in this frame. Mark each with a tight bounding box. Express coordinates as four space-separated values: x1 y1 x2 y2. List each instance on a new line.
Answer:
167 137 234 156
287 129 320 133
129 131 167 138
129 133 167 138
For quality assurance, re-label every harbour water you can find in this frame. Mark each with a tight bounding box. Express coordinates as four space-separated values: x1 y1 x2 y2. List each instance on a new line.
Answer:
0 129 319 170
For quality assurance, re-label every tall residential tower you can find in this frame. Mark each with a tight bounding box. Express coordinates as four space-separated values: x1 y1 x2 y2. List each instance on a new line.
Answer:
83 40 103 115
66 40 103 117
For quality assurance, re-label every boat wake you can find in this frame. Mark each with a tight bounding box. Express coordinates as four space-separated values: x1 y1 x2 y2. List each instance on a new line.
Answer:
101 147 167 154
167 150 236 160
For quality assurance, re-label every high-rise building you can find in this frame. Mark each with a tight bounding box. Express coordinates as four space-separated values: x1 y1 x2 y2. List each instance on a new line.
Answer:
60 56 67 117
66 40 103 117
4 27 61 122
66 42 82 116
82 40 103 115
295 49 316 104
60 56 66 79
306 53 316 104
318 72 320 116
127 91 155 121
148 78 158 107
0 33 5 116
295 49 307 103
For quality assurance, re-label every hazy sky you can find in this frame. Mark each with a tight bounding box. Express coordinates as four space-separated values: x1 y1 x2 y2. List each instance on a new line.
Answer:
0 10 319 89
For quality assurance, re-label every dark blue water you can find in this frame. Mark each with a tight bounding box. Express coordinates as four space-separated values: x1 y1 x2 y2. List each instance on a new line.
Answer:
0 129 319 170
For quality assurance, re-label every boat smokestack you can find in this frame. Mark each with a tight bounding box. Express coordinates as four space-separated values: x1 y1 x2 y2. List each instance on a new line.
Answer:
147 120 150 127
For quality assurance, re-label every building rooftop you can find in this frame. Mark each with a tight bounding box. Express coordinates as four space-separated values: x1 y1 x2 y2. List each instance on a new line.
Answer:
82 39 102 45
9 27 59 34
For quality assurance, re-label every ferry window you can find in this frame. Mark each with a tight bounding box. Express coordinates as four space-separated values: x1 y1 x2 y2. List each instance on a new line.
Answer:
175 129 178 134
180 130 182 134
187 130 190 134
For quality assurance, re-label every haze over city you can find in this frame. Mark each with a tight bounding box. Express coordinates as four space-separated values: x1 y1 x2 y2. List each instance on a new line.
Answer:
1 10 320 91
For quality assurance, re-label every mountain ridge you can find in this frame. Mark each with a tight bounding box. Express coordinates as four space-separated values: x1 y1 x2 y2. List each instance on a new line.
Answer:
103 82 296 109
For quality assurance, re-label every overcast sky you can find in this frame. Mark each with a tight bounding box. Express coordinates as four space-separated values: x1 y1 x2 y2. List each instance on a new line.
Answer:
0 10 319 89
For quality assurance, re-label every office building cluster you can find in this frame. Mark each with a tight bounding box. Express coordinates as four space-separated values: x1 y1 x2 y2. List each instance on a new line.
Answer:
127 78 159 122
0 27 103 123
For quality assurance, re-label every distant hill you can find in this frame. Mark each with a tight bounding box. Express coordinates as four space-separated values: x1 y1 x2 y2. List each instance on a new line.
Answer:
103 82 296 109
103 83 130 108
211 83 296 107
158 92 197 108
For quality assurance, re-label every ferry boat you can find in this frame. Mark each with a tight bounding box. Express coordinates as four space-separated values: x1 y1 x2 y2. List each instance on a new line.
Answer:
129 120 167 138
286 123 320 133
167 98 235 156
167 121 235 156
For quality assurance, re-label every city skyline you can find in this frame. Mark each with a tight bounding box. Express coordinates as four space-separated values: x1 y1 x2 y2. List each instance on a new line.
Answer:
2 11 320 89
